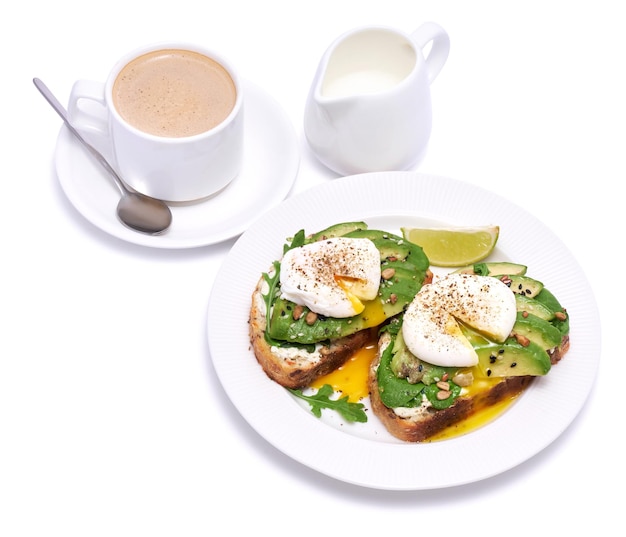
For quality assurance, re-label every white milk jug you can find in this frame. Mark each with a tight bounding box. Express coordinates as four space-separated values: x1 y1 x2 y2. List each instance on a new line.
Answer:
304 23 450 175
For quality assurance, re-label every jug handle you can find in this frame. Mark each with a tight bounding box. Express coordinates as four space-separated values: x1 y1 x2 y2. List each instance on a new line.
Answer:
410 22 450 84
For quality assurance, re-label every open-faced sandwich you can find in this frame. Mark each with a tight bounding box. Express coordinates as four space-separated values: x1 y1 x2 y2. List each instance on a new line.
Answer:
369 262 570 441
249 221 432 390
248 221 570 442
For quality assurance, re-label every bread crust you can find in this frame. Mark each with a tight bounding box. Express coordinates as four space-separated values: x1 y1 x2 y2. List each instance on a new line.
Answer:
368 332 569 442
249 275 374 389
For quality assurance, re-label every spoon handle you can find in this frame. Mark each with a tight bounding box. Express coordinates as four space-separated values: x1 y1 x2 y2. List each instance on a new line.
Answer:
33 77 127 194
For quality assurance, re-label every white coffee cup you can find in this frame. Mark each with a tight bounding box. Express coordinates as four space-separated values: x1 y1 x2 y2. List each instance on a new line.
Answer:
68 43 244 202
304 23 449 175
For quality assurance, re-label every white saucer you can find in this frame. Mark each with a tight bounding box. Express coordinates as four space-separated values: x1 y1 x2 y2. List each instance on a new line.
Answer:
54 80 300 249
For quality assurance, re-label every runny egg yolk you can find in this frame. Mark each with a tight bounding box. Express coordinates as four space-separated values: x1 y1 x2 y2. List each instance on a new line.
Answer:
309 333 521 441
428 372 523 441
310 337 378 402
428 396 521 441
334 275 367 315
309 300 386 403
358 297 387 329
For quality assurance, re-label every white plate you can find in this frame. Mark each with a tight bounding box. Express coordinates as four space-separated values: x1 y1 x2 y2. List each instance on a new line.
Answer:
207 172 600 490
54 80 299 249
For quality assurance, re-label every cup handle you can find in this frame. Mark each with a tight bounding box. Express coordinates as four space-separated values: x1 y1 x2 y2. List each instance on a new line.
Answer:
410 22 450 84
68 79 109 139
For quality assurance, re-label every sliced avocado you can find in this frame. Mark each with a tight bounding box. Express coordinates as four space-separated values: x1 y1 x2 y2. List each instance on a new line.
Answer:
454 262 527 276
513 312 563 350
344 228 410 244
307 221 368 242
476 338 551 377
534 287 563 312
534 288 569 336
344 229 398 239
377 339 426 408
390 329 425 383
371 237 411 262
379 264 429 304
382 258 425 274
515 294 555 321
501 274 544 298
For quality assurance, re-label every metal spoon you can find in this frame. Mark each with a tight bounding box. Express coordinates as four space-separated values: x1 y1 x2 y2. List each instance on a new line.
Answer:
33 77 173 235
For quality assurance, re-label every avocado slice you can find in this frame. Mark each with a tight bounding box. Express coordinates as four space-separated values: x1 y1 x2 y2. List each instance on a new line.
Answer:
454 262 527 276
377 337 426 408
534 288 569 336
515 294 555 321
390 328 425 383
476 338 552 377
369 237 412 262
307 221 368 242
513 312 563 350
502 275 544 298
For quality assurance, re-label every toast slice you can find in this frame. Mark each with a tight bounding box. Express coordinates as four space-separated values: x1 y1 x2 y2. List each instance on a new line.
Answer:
368 330 570 442
248 222 432 390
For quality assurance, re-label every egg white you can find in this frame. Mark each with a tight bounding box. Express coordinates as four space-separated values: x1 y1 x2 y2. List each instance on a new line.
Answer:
279 237 381 318
402 273 517 367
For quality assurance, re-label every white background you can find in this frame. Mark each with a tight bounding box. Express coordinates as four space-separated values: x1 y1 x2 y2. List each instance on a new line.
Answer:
2 1 621 535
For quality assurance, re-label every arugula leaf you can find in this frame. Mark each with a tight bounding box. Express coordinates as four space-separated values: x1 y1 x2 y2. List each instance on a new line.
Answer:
284 228 306 253
289 384 368 423
261 260 282 346
471 263 490 276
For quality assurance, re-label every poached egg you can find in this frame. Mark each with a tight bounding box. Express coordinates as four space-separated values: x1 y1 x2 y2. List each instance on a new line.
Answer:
280 237 381 318
402 273 517 367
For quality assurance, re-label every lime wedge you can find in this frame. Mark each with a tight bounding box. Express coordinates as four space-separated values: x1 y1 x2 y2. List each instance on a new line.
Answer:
401 225 499 267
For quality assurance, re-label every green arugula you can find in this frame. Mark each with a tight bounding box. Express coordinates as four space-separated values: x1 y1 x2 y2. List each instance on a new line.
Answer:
470 262 491 276
289 384 368 423
261 260 282 347
286 228 306 251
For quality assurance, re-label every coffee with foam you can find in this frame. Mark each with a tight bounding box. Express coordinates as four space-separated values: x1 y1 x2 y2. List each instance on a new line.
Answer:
112 49 237 138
